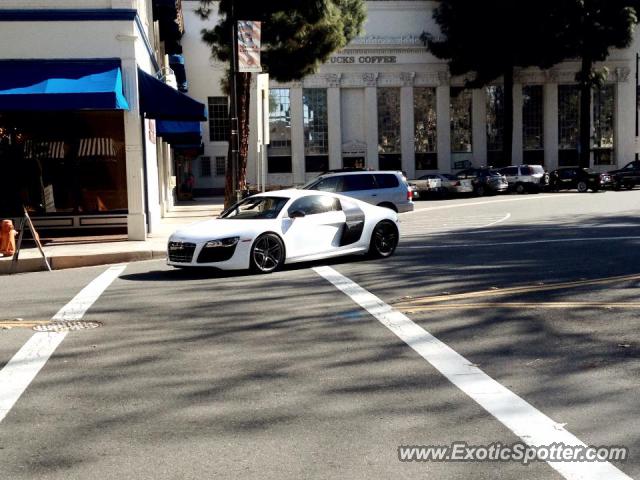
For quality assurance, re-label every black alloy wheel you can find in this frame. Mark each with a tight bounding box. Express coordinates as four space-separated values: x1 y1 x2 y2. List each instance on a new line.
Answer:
369 221 399 258
577 181 589 193
251 234 285 273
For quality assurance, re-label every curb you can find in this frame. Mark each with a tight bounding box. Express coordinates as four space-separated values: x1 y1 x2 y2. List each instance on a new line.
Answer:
0 250 167 274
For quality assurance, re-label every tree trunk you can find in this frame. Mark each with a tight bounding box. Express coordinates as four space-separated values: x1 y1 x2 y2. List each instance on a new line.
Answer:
579 56 593 168
224 72 252 208
503 66 514 166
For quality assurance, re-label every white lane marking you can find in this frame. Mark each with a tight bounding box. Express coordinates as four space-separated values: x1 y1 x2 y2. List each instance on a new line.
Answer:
480 212 511 228
405 194 579 214
0 264 126 424
313 266 632 480
402 236 640 249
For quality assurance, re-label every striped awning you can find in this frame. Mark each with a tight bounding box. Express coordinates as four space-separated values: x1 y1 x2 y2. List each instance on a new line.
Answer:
78 137 117 157
23 140 65 159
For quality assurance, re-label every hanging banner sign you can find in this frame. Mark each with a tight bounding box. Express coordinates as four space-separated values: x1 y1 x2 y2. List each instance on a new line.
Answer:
238 21 262 73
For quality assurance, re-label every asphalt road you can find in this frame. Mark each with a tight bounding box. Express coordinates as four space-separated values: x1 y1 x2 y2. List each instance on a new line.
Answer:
1 189 639 480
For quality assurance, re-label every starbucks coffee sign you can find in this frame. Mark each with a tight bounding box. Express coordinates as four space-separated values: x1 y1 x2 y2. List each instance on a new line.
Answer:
330 55 397 64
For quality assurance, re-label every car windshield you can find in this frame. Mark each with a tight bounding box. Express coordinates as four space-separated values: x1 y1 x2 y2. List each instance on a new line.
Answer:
220 196 289 219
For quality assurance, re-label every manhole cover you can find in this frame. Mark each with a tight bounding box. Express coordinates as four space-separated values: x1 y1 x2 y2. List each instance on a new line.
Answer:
32 321 103 332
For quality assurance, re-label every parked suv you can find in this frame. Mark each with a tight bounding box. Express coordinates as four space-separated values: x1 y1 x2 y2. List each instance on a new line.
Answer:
303 171 414 213
498 165 549 193
549 167 612 192
608 160 640 190
455 168 509 196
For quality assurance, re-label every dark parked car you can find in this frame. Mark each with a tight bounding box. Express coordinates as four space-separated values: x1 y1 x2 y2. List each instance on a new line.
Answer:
549 167 612 192
455 168 509 196
608 160 640 190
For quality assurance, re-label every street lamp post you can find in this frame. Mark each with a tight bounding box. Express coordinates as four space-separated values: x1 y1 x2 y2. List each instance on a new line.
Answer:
229 0 241 203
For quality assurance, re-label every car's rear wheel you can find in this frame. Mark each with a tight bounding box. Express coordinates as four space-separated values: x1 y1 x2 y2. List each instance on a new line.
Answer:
250 233 285 273
369 221 399 258
577 181 588 193
515 183 526 194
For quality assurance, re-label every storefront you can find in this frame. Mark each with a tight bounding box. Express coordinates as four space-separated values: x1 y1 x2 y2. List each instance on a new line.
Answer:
0 59 130 230
0 59 206 235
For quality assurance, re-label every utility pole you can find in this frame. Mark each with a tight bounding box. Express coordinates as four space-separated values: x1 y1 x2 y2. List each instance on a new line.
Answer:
229 0 241 203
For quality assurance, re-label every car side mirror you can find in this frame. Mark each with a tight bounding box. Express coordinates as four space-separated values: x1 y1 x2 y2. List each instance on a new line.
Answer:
289 210 306 219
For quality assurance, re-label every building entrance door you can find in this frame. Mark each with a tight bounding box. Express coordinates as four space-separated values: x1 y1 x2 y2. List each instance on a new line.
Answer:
343 157 365 169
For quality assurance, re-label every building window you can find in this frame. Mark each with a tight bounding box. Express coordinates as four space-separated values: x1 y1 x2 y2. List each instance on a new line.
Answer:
303 88 329 172
523 85 544 165
378 88 401 170
593 85 615 165
208 97 229 142
199 156 211 177
414 87 437 170
558 85 580 166
450 87 473 153
268 88 292 173
486 86 504 165
215 156 226 176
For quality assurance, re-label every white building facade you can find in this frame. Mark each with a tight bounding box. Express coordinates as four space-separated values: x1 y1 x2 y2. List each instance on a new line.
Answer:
182 0 640 192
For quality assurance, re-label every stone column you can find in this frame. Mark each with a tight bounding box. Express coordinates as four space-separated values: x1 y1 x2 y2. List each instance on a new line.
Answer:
614 67 634 168
121 56 147 240
544 82 559 170
364 73 379 169
436 75 452 173
327 74 342 170
400 73 416 178
512 82 524 165
472 88 487 166
289 84 306 185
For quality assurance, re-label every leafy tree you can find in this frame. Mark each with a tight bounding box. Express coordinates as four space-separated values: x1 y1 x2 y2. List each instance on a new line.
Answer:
549 0 640 167
425 1 565 167
198 1 366 206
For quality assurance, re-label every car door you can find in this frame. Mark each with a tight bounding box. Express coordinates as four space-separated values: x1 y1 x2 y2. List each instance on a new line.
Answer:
283 195 345 259
558 168 576 188
340 174 378 204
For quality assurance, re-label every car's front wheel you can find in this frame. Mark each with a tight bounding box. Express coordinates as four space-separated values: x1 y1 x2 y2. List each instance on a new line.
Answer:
369 221 399 258
250 233 285 273
577 181 589 193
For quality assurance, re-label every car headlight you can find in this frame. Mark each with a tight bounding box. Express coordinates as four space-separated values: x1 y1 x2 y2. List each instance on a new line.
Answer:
204 236 239 248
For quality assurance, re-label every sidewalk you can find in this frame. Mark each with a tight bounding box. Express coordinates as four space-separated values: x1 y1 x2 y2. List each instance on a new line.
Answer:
0 197 224 274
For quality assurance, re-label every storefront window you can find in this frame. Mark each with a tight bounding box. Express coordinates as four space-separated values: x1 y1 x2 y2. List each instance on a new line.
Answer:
486 86 505 165
414 87 437 170
523 85 544 165
450 87 472 153
377 88 401 170
558 85 580 166
267 88 292 173
303 88 329 172
0 111 126 216
593 85 615 165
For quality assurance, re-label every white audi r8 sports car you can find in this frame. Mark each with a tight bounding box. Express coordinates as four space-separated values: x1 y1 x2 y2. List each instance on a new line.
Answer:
167 189 400 273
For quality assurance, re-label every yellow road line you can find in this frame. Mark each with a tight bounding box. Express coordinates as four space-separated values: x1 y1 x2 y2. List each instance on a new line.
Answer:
0 320 51 329
400 302 640 312
393 273 640 306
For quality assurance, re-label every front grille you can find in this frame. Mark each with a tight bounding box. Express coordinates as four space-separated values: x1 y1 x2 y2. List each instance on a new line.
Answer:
168 242 196 263
197 244 237 263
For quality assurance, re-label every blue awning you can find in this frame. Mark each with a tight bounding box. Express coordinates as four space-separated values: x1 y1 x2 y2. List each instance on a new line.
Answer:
138 69 206 121
157 120 202 145
0 59 130 111
168 54 188 92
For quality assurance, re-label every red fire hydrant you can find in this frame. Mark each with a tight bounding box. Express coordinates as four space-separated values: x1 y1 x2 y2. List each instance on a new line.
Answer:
0 220 17 257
